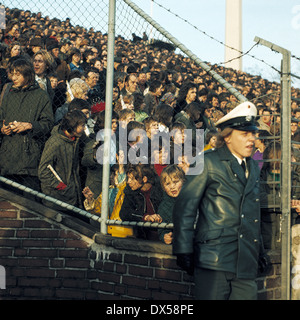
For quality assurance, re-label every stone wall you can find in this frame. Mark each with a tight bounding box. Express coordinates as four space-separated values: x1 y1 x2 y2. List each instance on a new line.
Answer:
0 188 281 300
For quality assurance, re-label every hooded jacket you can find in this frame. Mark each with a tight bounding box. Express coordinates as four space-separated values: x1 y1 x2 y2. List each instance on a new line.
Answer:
38 125 82 208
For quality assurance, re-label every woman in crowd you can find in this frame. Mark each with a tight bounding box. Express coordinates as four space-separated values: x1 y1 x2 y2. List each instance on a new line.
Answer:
0 58 53 191
68 48 84 73
33 49 56 103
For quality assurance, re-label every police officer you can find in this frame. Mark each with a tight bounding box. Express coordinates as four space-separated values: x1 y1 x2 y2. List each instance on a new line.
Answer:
173 101 268 300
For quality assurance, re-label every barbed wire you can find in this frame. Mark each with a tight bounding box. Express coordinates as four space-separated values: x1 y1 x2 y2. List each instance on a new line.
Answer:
292 54 300 62
151 0 294 77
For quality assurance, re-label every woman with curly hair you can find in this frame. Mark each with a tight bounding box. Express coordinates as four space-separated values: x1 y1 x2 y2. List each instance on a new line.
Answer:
174 81 198 115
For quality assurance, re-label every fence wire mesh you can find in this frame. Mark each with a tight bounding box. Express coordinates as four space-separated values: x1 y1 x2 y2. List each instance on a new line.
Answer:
0 1 299 247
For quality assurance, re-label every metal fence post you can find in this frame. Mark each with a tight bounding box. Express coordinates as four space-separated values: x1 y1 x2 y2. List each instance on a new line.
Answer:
100 0 116 235
254 36 292 300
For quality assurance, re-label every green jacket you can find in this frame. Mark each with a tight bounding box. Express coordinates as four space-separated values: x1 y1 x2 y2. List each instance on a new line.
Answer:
172 145 261 279
38 125 82 208
157 192 176 242
0 82 54 176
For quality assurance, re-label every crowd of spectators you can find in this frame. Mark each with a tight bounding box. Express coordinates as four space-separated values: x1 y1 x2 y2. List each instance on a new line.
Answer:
1 7 300 249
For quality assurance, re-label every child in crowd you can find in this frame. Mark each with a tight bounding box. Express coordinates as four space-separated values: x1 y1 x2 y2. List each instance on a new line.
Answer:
38 110 87 210
81 110 119 196
203 130 218 151
118 108 135 129
82 150 134 238
126 120 148 164
170 122 186 164
157 165 185 244
48 72 59 89
151 134 170 176
143 116 159 140
119 164 163 240
133 92 148 122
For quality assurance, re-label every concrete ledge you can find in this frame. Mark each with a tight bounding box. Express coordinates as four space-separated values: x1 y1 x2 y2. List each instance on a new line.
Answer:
94 233 173 255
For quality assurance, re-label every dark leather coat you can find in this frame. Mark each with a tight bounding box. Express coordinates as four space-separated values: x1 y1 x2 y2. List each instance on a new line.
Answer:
172 144 261 279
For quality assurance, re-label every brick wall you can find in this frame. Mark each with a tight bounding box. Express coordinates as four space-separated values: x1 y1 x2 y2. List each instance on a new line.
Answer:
0 188 281 300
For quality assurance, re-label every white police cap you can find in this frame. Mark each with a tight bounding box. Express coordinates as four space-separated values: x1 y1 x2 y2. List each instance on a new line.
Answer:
215 101 258 131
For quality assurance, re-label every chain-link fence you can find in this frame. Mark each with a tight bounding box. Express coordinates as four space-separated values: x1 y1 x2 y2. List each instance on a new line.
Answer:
0 0 298 253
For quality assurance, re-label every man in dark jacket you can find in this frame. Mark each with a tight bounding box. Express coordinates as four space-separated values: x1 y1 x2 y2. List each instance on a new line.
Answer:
173 101 266 300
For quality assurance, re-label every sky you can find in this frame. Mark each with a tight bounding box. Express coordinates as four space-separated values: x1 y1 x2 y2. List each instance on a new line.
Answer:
132 0 300 88
5 0 300 87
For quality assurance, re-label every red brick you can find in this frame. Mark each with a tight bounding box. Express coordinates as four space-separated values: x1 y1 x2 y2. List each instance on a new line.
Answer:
18 258 49 267
0 210 18 218
62 278 89 289
20 210 36 218
50 258 64 268
59 249 88 258
91 281 113 292
52 240 65 247
59 230 81 239
65 239 89 249
24 220 53 228
109 253 123 262
152 291 180 300
14 248 27 256
150 257 162 267
23 239 52 247
159 280 189 293
115 263 127 274
56 269 86 279
0 220 23 228
56 289 84 299
30 230 60 238
128 265 153 277
122 275 146 287
163 258 178 269
28 249 58 257
65 259 90 268
0 248 13 256
26 268 55 278
0 239 21 247
16 230 29 238
97 271 120 283
0 229 15 237
127 287 151 299
124 254 148 265
114 284 126 295
19 277 49 287
155 269 181 281
0 202 18 210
